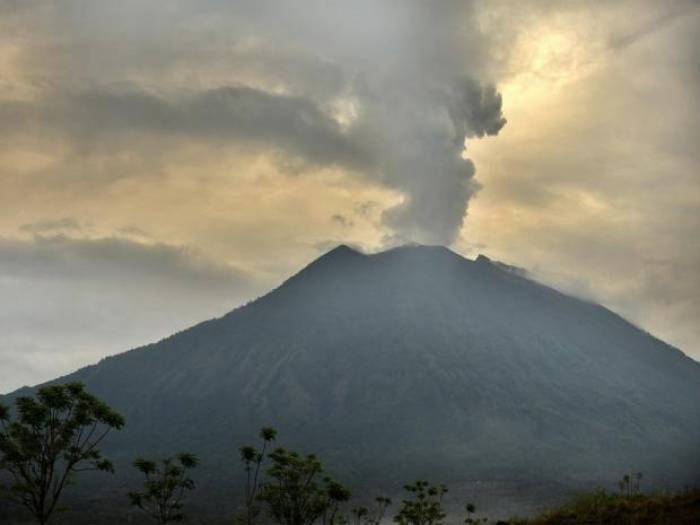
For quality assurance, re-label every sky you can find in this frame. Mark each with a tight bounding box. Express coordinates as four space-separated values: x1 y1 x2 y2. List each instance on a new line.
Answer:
0 0 698 393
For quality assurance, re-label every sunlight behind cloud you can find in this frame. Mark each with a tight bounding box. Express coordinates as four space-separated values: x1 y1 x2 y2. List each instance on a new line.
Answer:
464 2 700 356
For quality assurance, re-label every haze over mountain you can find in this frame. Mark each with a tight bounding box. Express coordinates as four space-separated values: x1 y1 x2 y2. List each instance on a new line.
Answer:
4 244 699 518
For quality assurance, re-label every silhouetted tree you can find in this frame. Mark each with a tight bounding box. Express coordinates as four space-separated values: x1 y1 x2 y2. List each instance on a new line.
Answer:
393 481 447 525
238 426 277 525
464 502 487 524
321 478 351 525
258 447 350 525
128 453 199 524
0 382 124 525
351 496 392 525
618 472 643 498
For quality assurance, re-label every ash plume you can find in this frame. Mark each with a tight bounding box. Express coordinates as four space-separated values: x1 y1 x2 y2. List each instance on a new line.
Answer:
0 0 507 245
273 0 508 245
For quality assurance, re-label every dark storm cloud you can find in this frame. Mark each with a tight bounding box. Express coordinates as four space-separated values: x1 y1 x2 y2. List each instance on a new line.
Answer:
76 87 368 169
0 86 369 170
1 75 506 244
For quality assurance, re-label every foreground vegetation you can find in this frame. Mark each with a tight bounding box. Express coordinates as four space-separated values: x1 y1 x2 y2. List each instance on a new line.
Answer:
509 488 700 525
1 383 698 525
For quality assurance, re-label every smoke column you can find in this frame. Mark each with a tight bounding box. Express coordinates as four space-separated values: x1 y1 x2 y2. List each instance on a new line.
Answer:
237 0 507 245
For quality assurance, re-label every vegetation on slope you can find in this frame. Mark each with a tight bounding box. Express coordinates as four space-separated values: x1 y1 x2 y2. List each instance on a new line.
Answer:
2 382 698 525
509 488 700 525
4 244 698 511
0 383 124 525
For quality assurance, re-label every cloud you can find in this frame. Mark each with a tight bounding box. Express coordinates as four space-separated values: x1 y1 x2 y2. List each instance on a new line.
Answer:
463 0 700 358
0 234 259 293
331 214 353 228
449 78 508 141
2 77 505 245
1 86 368 170
19 217 82 234
607 2 698 50
0 233 265 392
0 0 508 246
360 75 506 246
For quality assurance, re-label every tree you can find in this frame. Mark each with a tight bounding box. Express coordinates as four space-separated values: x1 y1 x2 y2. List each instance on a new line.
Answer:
464 503 486 525
238 426 277 525
258 447 350 525
321 478 351 525
128 453 199 524
634 472 643 495
0 382 124 525
618 472 643 498
393 481 447 525
351 496 392 525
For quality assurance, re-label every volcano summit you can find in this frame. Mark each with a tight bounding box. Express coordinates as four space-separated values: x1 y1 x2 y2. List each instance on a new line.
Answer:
4 244 699 517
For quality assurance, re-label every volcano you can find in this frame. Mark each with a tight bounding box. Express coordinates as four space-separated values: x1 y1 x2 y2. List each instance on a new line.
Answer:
3 244 699 519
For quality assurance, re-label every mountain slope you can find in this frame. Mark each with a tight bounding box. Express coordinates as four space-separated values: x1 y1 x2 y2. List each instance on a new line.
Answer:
4 245 700 515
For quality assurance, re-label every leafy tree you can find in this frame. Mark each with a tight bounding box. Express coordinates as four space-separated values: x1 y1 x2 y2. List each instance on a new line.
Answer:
464 503 487 524
618 474 631 497
351 496 392 525
258 447 350 525
393 481 447 525
128 453 199 524
0 382 124 525
618 472 643 498
351 506 369 525
238 426 277 525
633 472 643 495
321 478 351 525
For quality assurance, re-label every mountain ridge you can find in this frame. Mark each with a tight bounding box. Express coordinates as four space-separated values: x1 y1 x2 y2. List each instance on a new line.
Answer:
2 244 699 519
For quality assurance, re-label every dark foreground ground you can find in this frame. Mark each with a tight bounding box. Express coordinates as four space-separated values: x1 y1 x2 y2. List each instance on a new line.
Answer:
509 489 700 525
1 488 699 525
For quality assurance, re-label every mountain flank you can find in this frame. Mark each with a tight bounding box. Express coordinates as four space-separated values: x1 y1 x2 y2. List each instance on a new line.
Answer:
3 244 699 518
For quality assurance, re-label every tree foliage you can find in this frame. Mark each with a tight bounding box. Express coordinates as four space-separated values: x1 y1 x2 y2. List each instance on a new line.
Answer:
0 382 124 525
238 426 277 525
463 502 487 525
618 472 643 497
350 496 392 525
257 447 350 525
508 484 700 525
128 453 199 524
393 481 448 525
